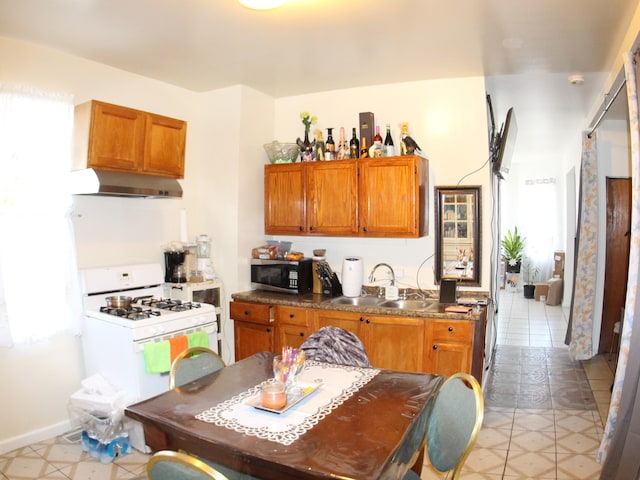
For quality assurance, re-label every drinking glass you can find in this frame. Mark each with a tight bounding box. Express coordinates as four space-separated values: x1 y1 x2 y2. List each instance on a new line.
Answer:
273 355 289 385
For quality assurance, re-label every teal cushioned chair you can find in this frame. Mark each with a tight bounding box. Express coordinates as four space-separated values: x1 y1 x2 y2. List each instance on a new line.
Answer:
405 372 484 480
169 346 225 389
147 450 229 480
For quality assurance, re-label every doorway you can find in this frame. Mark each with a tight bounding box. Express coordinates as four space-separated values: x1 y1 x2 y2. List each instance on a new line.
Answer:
598 177 631 354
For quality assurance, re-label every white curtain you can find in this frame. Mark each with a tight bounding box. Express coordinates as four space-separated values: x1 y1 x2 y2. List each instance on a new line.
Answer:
565 132 599 360
0 84 82 346
520 177 559 282
598 50 640 477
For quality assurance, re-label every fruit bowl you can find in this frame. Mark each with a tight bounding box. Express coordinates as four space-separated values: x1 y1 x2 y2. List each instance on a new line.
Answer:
264 141 299 164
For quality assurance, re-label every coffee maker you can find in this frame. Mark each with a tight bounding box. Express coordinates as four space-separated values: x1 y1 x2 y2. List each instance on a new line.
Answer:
164 249 186 283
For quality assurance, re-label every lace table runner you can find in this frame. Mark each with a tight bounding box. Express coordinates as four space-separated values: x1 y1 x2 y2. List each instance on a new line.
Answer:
196 361 379 445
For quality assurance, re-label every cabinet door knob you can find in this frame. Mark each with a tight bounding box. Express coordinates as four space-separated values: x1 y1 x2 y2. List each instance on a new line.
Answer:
299 226 304 231
433 345 438 350
365 319 370 324
359 317 365 322
299 332 304 337
244 311 249 316
289 314 295 319
309 226 315 231
363 227 368 233
266 327 272 333
448 326 454 332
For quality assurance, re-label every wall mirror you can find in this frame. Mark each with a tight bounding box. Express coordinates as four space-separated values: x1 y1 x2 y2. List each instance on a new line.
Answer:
434 186 481 286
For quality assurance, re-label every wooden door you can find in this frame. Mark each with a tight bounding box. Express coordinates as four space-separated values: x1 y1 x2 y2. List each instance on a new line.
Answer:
233 321 275 361
88 101 145 172
359 156 422 237
306 160 358 235
365 314 424 371
144 113 186 177
275 306 313 351
599 177 631 354
264 163 306 234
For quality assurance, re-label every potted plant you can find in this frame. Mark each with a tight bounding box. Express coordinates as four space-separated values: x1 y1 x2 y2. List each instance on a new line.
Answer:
522 258 539 299
501 227 525 273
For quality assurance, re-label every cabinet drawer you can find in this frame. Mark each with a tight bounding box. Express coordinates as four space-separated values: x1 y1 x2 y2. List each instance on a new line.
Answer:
276 306 311 326
429 321 472 341
230 301 272 325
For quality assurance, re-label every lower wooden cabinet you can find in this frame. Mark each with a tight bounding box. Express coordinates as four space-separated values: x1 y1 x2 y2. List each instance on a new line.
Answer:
230 301 275 361
275 305 313 351
230 299 485 382
424 320 473 378
309 309 423 372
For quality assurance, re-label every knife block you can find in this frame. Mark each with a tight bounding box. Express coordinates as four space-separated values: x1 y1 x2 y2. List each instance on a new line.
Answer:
312 261 323 294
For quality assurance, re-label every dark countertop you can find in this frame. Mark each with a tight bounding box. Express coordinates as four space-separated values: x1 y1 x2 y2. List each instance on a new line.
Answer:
231 289 488 321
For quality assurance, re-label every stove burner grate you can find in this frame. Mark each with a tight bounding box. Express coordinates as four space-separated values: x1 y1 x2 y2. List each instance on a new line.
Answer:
99 305 161 320
140 298 201 311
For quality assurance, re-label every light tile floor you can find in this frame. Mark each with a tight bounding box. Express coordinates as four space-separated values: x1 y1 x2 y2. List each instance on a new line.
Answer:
0 289 616 480
420 289 615 480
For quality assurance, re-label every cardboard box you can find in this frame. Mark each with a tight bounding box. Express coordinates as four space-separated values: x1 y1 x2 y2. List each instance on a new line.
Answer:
553 251 565 279
534 283 549 301
546 278 563 305
359 112 374 150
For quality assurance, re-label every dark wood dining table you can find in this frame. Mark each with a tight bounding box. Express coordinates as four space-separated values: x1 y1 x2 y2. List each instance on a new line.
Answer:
125 351 443 480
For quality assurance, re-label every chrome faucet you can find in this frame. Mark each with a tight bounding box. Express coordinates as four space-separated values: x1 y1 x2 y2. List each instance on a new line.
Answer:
368 263 396 286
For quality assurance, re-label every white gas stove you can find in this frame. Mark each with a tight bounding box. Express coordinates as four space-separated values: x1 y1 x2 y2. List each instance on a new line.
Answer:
79 263 220 452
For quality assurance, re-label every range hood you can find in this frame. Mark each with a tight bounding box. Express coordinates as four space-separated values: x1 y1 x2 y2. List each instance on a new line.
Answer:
70 169 183 198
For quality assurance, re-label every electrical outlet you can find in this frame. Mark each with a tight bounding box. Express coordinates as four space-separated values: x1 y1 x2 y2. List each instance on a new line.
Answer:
395 268 404 279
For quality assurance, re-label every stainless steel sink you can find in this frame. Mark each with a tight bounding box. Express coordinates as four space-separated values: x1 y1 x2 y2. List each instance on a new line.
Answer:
328 296 383 307
377 299 433 310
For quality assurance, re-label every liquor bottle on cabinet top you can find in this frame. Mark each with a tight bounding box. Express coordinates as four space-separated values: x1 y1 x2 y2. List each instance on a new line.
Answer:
349 128 360 159
373 125 383 143
369 125 385 158
360 137 369 158
325 127 335 160
384 124 395 157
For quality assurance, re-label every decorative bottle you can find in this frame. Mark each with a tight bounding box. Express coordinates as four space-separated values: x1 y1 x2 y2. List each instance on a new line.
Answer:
326 128 335 160
314 129 325 161
360 137 369 158
399 122 410 155
370 125 384 157
384 124 395 157
349 128 360 159
337 127 349 160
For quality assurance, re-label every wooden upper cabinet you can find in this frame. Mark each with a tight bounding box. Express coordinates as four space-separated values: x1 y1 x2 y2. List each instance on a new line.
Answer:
264 163 306 235
86 101 145 172
143 113 186 177
264 156 427 238
359 156 427 237
306 161 358 236
74 100 186 178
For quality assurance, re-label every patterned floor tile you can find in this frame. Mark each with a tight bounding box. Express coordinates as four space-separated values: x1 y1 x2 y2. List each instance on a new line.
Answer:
556 452 602 479
503 450 556 478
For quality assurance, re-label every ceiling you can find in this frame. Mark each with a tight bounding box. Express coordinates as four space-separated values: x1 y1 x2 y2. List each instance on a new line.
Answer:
0 0 638 161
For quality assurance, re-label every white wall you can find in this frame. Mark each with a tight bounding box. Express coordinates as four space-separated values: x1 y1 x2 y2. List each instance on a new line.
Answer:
0 36 265 452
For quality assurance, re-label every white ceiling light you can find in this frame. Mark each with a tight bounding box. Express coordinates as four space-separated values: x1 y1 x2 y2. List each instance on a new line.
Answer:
239 0 286 9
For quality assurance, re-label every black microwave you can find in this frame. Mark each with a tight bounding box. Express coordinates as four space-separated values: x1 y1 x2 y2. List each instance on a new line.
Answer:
250 258 312 294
